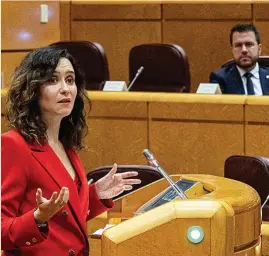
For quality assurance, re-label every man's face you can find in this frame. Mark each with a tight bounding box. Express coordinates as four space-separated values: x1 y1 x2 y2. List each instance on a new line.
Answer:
232 31 261 71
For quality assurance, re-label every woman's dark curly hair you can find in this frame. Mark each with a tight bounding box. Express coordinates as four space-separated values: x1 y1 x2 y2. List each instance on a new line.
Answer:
6 46 91 150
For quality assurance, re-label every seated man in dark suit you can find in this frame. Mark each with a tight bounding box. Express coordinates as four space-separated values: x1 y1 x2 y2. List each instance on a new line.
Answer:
209 23 269 95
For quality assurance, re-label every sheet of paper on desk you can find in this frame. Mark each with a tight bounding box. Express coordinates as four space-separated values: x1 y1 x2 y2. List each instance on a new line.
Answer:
92 224 115 236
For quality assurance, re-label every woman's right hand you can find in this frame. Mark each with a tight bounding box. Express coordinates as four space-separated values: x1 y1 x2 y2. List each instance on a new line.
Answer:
34 187 69 224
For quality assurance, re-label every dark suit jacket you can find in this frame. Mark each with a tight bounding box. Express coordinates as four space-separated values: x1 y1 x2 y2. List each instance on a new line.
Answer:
1 129 113 256
209 64 269 95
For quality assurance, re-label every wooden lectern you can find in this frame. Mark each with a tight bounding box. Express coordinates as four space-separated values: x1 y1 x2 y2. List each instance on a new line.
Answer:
89 174 266 256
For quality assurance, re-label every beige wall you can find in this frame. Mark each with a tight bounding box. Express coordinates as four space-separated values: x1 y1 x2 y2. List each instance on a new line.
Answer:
1 1 61 88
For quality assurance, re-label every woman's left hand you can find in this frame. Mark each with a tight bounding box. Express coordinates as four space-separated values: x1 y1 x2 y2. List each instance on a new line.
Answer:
95 163 141 199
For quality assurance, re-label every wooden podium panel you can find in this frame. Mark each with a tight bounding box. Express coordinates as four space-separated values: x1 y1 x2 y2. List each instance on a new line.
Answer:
108 176 206 219
262 223 269 256
103 201 232 256
100 174 261 256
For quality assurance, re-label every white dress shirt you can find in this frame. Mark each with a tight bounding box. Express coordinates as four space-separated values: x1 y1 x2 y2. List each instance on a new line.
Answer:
236 63 263 95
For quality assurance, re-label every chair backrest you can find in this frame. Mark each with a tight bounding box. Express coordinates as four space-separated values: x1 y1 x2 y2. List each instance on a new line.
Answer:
224 155 269 221
87 165 163 200
221 56 269 68
129 44 191 92
50 41 109 90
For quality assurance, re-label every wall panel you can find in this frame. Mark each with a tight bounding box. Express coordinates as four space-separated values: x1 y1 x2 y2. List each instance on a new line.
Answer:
163 4 251 20
255 22 269 55
71 21 161 81
1 52 29 88
253 4 269 20
60 1 71 40
2 1 60 50
71 4 161 20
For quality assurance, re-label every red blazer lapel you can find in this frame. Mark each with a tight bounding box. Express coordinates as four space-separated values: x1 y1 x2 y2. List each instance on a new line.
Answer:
30 143 72 189
30 143 88 237
66 149 89 214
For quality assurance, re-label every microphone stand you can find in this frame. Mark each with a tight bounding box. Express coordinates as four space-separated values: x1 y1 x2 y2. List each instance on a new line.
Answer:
127 66 144 91
143 149 187 200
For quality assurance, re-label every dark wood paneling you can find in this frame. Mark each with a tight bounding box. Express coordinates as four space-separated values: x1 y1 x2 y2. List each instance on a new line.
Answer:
253 4 269 20
60 1 71 40
71 21 161 81
255 22 269 55
2 1 60 50
71 4 161 20
163 4 252 20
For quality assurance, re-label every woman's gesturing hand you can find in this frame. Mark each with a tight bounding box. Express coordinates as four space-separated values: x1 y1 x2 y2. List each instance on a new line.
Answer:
95 163 142 199
34 187 69 224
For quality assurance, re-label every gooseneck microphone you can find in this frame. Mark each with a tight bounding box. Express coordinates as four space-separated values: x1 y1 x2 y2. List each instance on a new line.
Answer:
127 66 144 91
143 149 187 200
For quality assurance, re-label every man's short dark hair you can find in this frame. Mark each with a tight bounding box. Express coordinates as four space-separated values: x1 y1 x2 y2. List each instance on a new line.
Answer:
230 23 260 45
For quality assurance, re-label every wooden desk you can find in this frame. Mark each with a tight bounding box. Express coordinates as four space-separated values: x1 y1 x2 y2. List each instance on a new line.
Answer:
2 90 269 177
91 174 262 256
245 97 269 159
81 92 247 176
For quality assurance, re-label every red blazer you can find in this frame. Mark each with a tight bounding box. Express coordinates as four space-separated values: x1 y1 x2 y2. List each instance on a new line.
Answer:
1 130 113 256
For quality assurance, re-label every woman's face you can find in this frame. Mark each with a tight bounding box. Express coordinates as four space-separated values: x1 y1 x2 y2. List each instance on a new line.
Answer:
39 57 77 121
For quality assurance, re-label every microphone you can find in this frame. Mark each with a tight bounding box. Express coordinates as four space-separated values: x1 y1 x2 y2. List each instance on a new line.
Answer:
127 66 144 91
143 149 187 200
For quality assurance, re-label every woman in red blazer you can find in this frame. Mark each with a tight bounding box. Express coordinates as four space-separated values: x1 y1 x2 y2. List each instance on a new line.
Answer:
1 46 140 256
